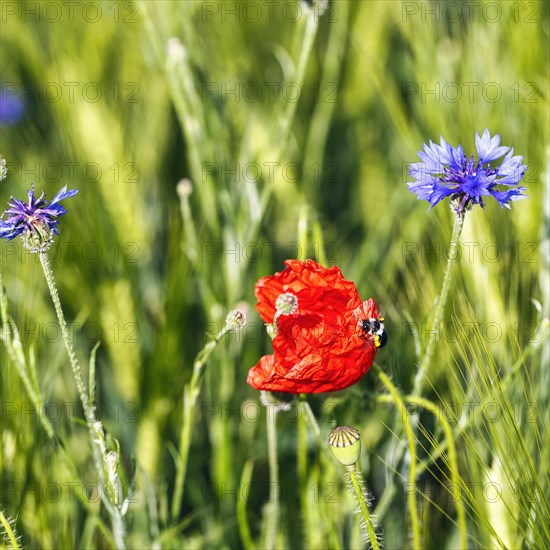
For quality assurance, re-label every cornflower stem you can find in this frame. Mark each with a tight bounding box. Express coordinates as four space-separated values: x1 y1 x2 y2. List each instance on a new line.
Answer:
413 211 465 396
38 253 126 549
0 276 116 547
171 324 231 520
38 252 93 420
373 213 466 537
346 464 380 550
265 405 280 550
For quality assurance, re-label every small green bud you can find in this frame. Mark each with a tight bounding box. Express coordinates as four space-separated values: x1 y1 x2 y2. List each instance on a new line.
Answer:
328 426 361 466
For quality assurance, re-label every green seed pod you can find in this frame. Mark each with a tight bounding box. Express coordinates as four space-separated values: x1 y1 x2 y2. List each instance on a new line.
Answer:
328 426 361 466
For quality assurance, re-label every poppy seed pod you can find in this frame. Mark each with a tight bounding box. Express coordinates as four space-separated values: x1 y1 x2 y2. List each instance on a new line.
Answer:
328 426 361 466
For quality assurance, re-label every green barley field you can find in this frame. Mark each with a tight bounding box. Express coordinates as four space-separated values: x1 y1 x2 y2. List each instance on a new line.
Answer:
0 1 548 548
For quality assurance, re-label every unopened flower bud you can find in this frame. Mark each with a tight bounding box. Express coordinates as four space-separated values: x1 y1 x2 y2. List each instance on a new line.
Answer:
275 292 298 315
176 178 193 198
328 426 361 466
225 309 246 330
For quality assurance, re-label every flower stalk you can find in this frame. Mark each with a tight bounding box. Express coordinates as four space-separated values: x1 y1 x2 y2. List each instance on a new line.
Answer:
171 310 246 520
264 402 280 550
413 211 465 396
347 465 380 550
329 426 380 549
39 252 93 420
39 252 127 549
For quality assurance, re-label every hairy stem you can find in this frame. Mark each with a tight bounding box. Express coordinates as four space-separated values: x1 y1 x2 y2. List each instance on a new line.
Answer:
347 466 380 550
39 252 93 421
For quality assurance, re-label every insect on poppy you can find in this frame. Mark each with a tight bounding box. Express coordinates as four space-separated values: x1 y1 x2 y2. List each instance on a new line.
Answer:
352 300 387 349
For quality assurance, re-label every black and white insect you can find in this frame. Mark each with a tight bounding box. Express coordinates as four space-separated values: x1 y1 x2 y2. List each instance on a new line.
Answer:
353 301 387 349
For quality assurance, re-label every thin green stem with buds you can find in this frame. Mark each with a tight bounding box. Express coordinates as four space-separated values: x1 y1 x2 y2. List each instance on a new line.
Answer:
171 322 236 520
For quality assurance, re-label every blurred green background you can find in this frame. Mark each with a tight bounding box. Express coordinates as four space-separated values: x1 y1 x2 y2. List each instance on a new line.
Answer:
1 0 548 548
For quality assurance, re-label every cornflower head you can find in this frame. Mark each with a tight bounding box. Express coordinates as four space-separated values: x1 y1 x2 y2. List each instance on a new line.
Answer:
407 129 527 213
0 184 78 252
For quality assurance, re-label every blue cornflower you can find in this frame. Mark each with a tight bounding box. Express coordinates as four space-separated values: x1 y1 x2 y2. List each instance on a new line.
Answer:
407 129 527 213
0 85 24 125
0 185 78 252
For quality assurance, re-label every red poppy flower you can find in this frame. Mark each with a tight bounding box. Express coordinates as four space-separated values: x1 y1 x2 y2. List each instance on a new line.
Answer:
247 259 384 394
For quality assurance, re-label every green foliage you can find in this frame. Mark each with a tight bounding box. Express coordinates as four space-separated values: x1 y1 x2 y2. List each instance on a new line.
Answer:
1 0 548 548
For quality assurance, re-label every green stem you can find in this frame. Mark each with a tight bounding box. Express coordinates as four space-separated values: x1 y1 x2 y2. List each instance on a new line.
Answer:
413 212 465 396
237 461 255 550
38 254 126 549
265 406 280 550
298 398 322 439
373 365 421 549
297 406 310 545
347 465 379 550
171 326 230 520
38 252 93 422
277 7 318 148
377 213 466 524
